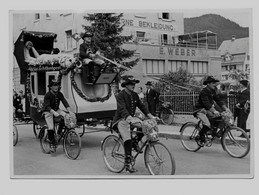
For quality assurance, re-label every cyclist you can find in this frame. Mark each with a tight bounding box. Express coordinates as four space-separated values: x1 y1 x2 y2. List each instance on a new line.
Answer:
112 76 158 173
41 79 71 148
194 76 230 146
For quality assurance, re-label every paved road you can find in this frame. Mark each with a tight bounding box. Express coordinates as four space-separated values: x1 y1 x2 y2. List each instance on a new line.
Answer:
12 124 251 177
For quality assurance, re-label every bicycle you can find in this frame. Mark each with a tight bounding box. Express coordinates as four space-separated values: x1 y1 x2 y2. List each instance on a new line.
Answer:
39 115 81 160
13 124 18 146
180 110 250 158
157 101 174 125
101 119 176 175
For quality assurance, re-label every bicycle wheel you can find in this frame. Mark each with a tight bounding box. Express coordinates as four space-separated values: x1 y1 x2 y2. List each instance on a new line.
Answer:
33 122 41 139
160 108 174 125
13 124 18 146
144 142 175 175
222 126 250 158
180 122 201 152
39 126 51 154
102 135 125 173
63 129 81 160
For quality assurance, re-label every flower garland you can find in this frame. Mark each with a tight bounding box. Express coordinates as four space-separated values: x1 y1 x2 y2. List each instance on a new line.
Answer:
26 58 112 106
70 69 112 102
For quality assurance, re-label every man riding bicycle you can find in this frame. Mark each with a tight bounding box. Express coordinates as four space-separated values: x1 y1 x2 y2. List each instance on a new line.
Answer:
112 76 158 173
195 76 230 146
41 79 72 147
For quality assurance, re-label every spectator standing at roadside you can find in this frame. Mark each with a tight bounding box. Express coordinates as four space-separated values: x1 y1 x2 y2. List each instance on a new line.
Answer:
19 90 25 112
218 84 228 105
137 87 145 103
145 81 160 116
234 80 250 133
13 91 23 118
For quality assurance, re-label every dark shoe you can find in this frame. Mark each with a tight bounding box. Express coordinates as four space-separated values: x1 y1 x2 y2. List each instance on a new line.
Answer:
239 134 246 138
195 135 205 147
125 155 137 173
125 163 137 173
46 138 56 153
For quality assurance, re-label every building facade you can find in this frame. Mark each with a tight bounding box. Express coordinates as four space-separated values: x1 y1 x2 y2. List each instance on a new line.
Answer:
219 36 250 81
12 11 221 91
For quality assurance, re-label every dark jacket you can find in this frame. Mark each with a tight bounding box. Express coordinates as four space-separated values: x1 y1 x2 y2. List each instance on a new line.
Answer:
42 91 69 112
195 86 225 111
146 88 160 104
236 88 250 108
113 89 149 124
79 42 97 59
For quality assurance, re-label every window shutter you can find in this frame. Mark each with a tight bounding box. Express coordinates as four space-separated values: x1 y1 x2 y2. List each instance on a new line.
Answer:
158 13 162 19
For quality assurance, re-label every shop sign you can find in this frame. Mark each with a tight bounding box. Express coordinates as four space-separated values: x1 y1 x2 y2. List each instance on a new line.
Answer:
159 47 196 56
121 19 176 31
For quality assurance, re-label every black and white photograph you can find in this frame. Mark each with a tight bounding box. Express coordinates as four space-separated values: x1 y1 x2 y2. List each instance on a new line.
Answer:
2 0 258 194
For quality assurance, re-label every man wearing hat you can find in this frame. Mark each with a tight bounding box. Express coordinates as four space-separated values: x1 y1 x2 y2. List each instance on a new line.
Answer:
42 79 71 147
79 32 104 84
195 76 229 146
145 81 160 116
235 80 250 133
112 76 158 173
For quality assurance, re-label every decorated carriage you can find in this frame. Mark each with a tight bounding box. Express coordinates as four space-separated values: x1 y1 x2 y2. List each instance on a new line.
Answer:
14 30 118 136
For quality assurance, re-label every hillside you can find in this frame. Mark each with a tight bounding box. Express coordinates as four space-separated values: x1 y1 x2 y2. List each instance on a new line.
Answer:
184 14 249 47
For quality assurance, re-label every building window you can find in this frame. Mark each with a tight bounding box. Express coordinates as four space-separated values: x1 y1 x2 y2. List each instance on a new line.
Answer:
162 13 170 20
230 65 236 70
168 60 188 72
161 34 168 45
190 61 208 74
65 30 73 50
247 55 250 61
35 13 40 20
136 31 145 42
144 59 165 75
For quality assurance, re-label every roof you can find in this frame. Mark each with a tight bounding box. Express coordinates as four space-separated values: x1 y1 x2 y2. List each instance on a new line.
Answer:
219 37 249 55
22 30 57 38
178 30 217 40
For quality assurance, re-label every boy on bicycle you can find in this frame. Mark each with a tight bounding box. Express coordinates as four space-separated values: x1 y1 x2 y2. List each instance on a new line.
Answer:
195 76 230 146
41 79 71 147
112 76 158 173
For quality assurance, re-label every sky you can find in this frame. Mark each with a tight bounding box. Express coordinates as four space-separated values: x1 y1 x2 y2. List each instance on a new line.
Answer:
182 9 251 28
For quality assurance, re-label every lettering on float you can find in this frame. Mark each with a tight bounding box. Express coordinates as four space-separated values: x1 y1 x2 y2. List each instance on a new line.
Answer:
159 47 196 56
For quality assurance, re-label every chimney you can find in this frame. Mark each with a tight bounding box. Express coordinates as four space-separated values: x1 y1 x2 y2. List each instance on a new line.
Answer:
231 35 236 41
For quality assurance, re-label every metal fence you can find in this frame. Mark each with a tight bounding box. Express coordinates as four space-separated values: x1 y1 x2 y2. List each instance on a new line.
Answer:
159 91 237 115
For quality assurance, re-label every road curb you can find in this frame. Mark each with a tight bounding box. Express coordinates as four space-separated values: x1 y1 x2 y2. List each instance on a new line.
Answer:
158 132 180 140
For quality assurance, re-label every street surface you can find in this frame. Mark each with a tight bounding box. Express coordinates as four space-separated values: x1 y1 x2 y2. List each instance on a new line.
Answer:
12 124 251 177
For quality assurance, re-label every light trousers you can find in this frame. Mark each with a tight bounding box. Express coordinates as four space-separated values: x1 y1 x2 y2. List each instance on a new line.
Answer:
44 109 66 130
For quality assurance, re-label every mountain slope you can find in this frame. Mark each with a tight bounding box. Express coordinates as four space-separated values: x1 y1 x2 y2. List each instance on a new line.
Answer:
184 14 249 47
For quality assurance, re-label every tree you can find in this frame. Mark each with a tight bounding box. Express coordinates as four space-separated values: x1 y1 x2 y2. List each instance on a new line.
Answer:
82 13 139 76
155 68 202 93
